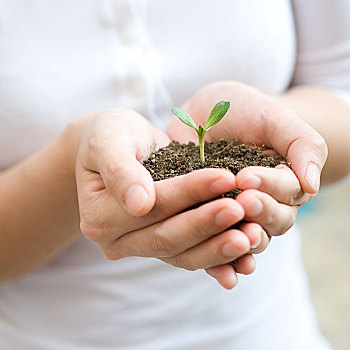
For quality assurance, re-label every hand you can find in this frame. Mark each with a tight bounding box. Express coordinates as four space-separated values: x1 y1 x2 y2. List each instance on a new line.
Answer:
74 109 261 289
167 81 328 275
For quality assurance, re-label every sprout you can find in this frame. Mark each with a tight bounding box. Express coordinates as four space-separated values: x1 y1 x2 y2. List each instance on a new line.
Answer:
172 101 231 162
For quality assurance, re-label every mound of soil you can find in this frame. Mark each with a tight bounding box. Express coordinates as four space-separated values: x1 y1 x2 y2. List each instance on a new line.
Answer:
143 140 289 267
144 140 288 199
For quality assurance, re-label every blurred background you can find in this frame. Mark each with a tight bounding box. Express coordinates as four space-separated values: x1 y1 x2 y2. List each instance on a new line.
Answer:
297 180 350 350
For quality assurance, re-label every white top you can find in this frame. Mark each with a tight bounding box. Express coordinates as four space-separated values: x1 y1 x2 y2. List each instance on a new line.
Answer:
1 0 349 349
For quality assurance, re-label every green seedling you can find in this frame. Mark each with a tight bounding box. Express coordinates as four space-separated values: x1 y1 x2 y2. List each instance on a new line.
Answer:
172 100 230 162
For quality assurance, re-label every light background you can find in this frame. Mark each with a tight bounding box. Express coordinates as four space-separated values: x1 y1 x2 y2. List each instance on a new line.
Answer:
298 180 350 350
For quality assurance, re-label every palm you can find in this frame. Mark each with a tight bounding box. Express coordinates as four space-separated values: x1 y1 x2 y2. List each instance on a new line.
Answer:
167 82 284 150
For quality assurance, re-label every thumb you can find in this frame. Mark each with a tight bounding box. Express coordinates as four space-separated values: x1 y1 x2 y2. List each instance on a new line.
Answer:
86 111 169 216
287 134 328 194
101 152 156 216
262 102 328 195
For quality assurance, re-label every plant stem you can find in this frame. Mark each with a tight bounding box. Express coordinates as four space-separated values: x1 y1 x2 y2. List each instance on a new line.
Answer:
198 133 205 162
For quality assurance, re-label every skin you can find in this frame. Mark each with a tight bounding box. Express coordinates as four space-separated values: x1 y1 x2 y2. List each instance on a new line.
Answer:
1 81 349 290
0 109 265 288
168 81 350 287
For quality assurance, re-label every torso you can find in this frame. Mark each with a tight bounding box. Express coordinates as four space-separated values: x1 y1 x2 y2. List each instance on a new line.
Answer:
0 1 330 349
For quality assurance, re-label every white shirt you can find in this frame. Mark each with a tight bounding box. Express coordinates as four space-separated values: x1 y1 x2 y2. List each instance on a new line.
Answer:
1 0 349 349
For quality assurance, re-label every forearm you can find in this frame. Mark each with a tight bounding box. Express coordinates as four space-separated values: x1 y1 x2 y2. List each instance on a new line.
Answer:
0 123 81 282
277 85 350 185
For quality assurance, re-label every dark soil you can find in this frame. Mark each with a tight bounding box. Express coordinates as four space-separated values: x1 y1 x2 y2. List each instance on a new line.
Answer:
143 140 289 266
144 140 288 196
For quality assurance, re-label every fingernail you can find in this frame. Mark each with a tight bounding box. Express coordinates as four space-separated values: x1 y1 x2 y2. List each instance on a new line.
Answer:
210 176 235 193
251 235 261 249
215 209 231 226
245 175 261 189
215 207 242 226
245 199 263 217
305 162 320 192
222 242 237 257
225 270 237 289
124 184 148 214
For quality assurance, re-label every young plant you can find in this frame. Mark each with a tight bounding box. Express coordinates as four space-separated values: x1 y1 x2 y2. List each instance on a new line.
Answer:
172 100 230 162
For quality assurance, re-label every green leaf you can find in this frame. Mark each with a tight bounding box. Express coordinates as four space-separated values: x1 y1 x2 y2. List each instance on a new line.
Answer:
203 101 230 131
172 107 198 130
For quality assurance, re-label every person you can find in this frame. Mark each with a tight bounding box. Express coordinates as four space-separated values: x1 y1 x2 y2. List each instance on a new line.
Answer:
0 0 349 349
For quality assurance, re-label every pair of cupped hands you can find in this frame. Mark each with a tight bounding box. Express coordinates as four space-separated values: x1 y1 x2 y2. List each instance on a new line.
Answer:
74 81 327 289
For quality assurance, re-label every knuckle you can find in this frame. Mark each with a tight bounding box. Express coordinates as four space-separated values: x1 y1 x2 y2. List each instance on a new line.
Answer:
80 215 116 243
86 130 105 154
257 195 278 231
102 245 124 261
152 226 180 257
277 219 294 235
273 207 297 236
313 135 328 156
170 255 195 271
290 191 307 206
105 160 123 178
311 138 328 164
80 220 102 242
295 135 328 165
264 213 275 229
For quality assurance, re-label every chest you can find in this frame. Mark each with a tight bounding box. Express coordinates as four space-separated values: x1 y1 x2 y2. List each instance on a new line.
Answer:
147 0 296 103
0 0 295 168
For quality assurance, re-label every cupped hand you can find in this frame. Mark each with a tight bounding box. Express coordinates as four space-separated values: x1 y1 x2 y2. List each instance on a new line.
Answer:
74 109 261 289
167 81 327 194
167 81 328 273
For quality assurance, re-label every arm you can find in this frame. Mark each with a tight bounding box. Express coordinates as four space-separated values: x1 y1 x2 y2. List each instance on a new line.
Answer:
0 125 80 281
167 1 350 261
281 0 350 184
166 80 350 288
277 85 350 185
0 110 258 289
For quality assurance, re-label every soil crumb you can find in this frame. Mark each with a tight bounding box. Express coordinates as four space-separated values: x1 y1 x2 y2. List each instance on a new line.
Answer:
143 140 288 200
143 140 289 267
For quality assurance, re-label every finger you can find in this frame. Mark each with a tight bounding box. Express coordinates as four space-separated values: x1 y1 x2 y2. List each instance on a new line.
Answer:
83 115 155 216
236 190 298 236
287 136 327 194
205 254 256 289
82 110 170 216
110 168 238 234
236 165 313 205
154 168 237 217
102 156 156 217
233 254 256 274
79 168 239 247
161 229 251 271
261 103 328 195
206 264 238 290
239 222 271 254
110 197 245 259
171 82 327 195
